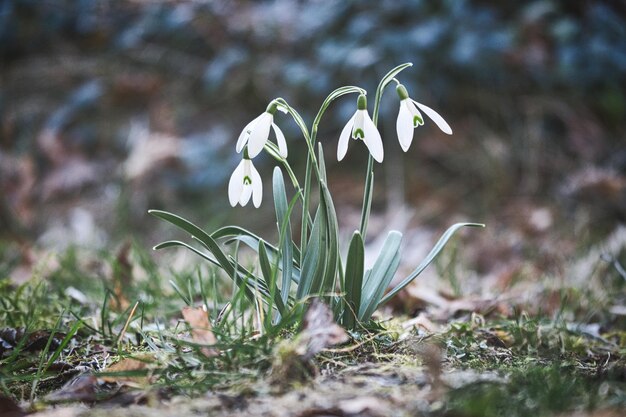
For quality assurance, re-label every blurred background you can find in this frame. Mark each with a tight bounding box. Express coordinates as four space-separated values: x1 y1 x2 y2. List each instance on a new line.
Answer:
1 0 625 311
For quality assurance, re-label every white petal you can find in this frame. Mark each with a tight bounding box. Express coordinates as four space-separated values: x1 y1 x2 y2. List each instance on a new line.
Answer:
272 123 288 158
337 112 356 161
239 185 252 206
406 99 424 126
352 110 365 139
362 112 384 163
228 159 246 206
413 100 452 135
396 101 414 152
247 113 273 157
249 160 263 208
236 114 262 153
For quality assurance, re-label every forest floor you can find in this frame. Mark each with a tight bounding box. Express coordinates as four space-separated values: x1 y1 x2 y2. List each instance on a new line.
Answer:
2 222 626 417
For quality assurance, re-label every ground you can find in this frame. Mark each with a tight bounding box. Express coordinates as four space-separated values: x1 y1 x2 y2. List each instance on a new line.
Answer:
2 239 626 417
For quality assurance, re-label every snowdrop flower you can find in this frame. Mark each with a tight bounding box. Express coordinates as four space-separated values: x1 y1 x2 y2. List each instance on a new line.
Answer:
395 84 452 152
337 94 384 163
228 151 262 208
236 101 288 159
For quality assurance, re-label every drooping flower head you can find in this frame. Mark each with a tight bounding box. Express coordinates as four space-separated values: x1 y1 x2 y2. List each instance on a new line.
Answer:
396 84 452 152
337 94 384 163
228 149 263 208
236 100 288 159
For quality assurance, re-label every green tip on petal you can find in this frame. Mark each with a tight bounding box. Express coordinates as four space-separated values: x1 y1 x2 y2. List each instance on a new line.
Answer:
413 115 423 126
243 175 252 185
353 128 365 139
396 84 410 100
357 94 367 110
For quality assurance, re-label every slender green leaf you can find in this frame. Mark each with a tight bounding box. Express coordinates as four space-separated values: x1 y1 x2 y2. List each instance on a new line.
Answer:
359 231 403 321
154 239 279 309
213 225 301 267
343 231 364 328
258 240 286 319
318 144 339 303
273 167 293 306
258 240 273 287
169 280 192 305
149 210 233 275
378 222 485 306
45 320 82 370
154 240 219 267
149 210 256 302
31 311 64 402
297 206 327 299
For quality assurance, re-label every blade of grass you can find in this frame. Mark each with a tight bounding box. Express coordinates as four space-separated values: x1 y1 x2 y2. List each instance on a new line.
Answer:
45 319 82 370
31 311 64 403
116 301 140 347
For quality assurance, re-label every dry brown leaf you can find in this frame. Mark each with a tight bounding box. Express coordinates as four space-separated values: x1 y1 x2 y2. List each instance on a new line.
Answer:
399 283 507 321
44 374 99 403
300 298 349 359
270 299 348 386
181 306 218 357
401 314 439 333
0 394 27 417
100 356 154 386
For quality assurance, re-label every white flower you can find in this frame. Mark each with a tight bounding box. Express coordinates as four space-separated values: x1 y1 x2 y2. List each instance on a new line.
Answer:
236 102 288 159
228 157 262 208
396 84 452 152
337 94 384 163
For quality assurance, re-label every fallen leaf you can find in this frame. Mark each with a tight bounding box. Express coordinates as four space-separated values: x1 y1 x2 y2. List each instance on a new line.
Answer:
99 356 154 386
402 314 439 333
270 299 349 386
299 298 349 359
44 375 99 403
0 328 65 355
181 306 218 357
0 394 27 417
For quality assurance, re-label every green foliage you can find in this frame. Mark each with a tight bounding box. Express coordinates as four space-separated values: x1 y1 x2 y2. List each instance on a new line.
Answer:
444 364 622 417
343 231 364 329
151 64 483 330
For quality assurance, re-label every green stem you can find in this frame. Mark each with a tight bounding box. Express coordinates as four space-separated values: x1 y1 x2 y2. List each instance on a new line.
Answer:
274 98 319 176
273 98 320 255
303 86 366 250
358 63 413 239
265 142 302 192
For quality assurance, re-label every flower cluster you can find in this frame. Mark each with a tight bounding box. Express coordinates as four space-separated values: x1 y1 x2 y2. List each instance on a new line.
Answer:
154 64 482 332
228 101 287 208
228 79 451 208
